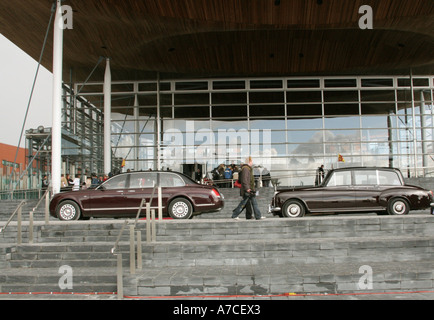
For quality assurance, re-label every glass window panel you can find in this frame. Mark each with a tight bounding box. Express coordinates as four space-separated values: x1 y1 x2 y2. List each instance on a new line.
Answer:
287 79 320 88
361 79 393 87
289 143 324 156
324 103 359 115
174 93 209 105
324 91 359 102
361 90 395 102
249 105 284 117
287 118 322 130
361 129 389 141
112 108 134 117
361 103 395 115
213 105 247 117
160 106 173 118
160 94 173 106
212 120 248 131
361 115 391 129
139 83 157 91
361 142 391 155
324 130 360 142
288 130 322 144
413 78 429 87
287 104 322 116
212 92 247 104
397 103 413 115
324 116 360 129
174 106 210 118
250 119 286 130
324 79 357 88
137 94 157 106
287 91 321 103
176 82 208 91
163 119 210 132
250 91 284 103
213 80 245 90
250 80 282 89
413 90 432 102
397 90 412 102
398 78 411 87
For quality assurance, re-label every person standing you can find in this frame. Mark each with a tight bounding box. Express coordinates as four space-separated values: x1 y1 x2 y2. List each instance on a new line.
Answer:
232 157 265 220
72 174 81 191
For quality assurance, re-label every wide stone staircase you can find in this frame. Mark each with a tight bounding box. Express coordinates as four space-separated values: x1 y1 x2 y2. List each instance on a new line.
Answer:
0 189 433 298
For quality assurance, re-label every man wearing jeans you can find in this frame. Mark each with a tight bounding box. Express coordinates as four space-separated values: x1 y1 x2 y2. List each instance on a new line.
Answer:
232 157 265 220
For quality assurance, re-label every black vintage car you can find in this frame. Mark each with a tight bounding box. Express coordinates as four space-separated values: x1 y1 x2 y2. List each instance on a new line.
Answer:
269 167 434 218
50 171 224 220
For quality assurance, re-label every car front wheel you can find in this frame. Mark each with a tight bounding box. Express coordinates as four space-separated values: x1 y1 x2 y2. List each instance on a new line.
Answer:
387 198 409 215
282 200 305 218
56 200 81 221
168 198 193 219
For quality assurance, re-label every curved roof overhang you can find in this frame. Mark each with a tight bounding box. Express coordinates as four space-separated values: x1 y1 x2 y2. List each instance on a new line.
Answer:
0 0 433 82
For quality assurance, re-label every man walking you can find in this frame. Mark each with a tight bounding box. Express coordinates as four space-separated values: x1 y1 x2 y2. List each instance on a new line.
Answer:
232 157 265 220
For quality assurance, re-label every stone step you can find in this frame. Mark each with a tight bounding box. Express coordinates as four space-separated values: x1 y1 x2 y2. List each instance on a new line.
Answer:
1 214 433 296
136 236 434 267
123 260 434 297
2 214 433 244
0 267 117 294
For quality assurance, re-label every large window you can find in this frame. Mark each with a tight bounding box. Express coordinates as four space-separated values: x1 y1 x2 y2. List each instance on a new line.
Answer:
71 76 434 184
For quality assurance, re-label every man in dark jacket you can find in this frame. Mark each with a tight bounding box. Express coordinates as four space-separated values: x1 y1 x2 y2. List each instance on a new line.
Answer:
232 157 265 220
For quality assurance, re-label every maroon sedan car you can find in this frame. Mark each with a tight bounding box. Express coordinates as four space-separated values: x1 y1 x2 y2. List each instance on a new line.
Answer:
269 167 434 218
50 171 224 220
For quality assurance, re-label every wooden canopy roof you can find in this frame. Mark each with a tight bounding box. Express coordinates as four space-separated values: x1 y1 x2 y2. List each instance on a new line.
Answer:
0 0 433 82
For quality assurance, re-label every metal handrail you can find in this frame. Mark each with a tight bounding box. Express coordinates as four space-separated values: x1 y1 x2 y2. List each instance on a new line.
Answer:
31 187 51 214
111 183 157 255
0 200 26 234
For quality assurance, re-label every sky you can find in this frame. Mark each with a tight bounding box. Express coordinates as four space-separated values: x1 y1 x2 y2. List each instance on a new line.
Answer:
0 33 53 147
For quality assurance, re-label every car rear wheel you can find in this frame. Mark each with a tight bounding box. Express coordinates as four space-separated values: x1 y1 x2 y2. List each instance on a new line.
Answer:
168 198 193 219
56 200 81 221
387 198 409 215
282 200 305 218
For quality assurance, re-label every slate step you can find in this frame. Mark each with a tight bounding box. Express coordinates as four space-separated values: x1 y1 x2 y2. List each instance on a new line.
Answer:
123 260 434 297
0 267 117 294
2 214 434 244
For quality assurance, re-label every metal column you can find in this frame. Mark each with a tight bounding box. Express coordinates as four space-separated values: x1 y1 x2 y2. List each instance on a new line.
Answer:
104 58 112 175
51 0 64 195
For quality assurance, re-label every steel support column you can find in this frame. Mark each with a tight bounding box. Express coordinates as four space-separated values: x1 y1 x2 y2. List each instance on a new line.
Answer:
104 58 112 175
51 0 63 195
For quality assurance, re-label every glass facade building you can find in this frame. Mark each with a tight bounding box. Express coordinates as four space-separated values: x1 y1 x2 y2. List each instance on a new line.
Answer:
72 75 433 186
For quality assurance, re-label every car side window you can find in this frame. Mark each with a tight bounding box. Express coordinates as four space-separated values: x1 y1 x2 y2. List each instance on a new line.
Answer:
327 171 352 186
102 175 127 190
129 172 157 189
160 173 185 187
354 170 378 185
377 171 402 186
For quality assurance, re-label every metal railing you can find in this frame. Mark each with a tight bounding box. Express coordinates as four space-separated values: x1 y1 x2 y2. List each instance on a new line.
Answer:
0 187 51 245
0 200 26 243
111 183 160 299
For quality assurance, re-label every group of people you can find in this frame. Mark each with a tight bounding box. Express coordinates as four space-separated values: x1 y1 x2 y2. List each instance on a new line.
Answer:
59 173 108 191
